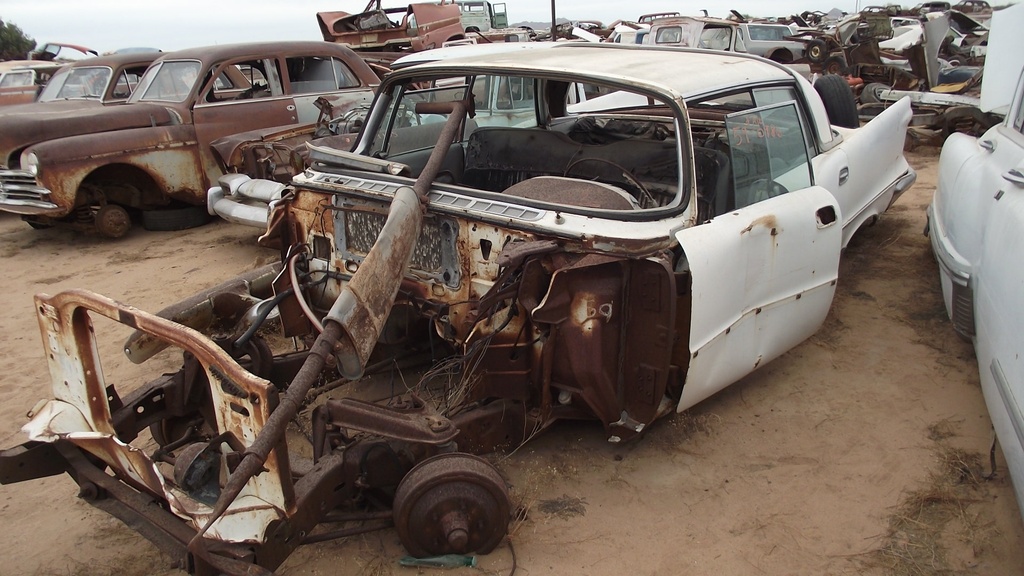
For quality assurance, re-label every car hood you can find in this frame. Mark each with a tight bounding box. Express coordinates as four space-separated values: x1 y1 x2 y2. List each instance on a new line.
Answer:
0 102 179 166
0 99 106 116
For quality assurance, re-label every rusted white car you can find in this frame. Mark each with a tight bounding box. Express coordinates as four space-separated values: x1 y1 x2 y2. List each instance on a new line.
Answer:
0 44 915 575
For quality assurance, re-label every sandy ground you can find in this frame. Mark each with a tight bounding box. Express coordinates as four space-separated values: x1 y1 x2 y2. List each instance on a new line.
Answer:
1 146 1023 576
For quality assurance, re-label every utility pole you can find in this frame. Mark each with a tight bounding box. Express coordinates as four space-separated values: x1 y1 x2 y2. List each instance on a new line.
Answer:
551 0 557 41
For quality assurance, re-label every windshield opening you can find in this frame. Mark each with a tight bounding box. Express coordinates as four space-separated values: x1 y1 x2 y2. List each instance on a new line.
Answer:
38 66 111 101
353 71 684 214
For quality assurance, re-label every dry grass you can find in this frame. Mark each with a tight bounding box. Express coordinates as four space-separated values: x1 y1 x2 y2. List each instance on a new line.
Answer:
863 446 995 576
536 494 588 520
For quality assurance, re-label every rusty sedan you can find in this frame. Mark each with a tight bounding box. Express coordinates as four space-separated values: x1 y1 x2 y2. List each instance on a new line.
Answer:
0 44 915 574
0 41 379 237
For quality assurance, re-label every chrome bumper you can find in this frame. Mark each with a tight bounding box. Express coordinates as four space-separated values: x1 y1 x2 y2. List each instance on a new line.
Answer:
207 174 286 229
926 202 974 337
0 169 58 215
889 166 917 207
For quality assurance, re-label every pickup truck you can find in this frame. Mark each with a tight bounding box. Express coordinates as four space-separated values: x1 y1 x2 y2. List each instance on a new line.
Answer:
646 16 813 64
0 44 915 574
0 41 379 237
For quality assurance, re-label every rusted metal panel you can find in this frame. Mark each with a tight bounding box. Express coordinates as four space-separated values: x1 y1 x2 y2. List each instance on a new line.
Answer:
317 2 464 52
31 124 205 215
0 103 177 168
29 289 294 543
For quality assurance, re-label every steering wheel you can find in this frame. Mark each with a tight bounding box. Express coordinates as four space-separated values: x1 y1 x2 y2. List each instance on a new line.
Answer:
564 157 656 208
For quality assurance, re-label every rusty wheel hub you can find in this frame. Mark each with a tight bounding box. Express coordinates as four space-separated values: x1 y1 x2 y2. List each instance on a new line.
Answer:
393 452 510 557
95 204 131 238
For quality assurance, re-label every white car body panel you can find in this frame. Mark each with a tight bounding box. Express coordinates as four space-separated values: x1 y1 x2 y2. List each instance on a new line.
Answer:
980 2 1024 115
675 186 841 410
976 174 1024 519
930 52 1024 518
813 97 914 247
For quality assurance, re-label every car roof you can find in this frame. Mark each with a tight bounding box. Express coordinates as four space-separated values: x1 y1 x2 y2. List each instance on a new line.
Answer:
389 43 795 100
392 41 566 69
151 41 355 64
56 52 162 70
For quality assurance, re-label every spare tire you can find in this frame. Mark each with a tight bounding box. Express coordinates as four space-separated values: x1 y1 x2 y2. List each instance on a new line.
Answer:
814 74 860 129
142 205 211 232
821 55 850 76
805 39 828 64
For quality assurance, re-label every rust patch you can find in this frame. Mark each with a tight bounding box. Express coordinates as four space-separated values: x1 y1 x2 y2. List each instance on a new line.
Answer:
741 214 779 235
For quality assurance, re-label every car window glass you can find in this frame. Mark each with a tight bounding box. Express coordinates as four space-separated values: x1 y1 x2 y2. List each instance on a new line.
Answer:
138 60 201 102
37 69 69 101
53 66 111 99
202 59 278 103
286 56 360 94
748 25 789 41
0 71 32 87
494 76 534 111
692 91 754 112
701 28 732 50
726 102 811 209
753 86 813 150
655 26 682 44
371 81 476 156
111 65 147 99
333 59 359 88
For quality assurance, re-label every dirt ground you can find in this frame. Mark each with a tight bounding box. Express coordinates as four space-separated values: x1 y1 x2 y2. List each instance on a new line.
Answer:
1 147 1023 576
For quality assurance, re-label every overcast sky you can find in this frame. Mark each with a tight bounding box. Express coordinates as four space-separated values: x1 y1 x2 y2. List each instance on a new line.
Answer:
0 0 1013 54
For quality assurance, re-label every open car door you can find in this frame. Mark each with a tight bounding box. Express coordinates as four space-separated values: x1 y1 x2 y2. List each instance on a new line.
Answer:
674 101 843 411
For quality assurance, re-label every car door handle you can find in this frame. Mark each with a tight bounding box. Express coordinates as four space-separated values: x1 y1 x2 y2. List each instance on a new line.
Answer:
979 139 996 152
1003 169 1024 186
838 167 849 186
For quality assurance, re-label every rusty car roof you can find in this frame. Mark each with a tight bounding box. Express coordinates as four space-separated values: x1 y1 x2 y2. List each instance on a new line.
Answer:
53 51 161 70
150 41 361 64
388 43 796 100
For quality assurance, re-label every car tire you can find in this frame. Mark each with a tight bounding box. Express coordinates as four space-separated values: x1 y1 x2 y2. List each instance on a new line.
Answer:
805 39 828 63
821 55 850 76
814 74 860 129
141 205 211 232
859 82 890 104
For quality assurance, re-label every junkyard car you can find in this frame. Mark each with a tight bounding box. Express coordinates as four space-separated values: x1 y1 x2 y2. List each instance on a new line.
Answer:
0 44 915 574
0 61 61 106
927 65 1024 519
645 16 812 64
0 52 156 110
32 52 156 104
0 41 379 237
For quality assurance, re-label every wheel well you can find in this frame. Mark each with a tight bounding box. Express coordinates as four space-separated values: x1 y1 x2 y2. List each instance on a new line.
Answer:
81 164 164 209
8 147 28 169
767 49 794 63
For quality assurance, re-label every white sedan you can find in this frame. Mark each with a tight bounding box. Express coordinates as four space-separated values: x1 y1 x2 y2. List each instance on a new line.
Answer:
928 66 1024 519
